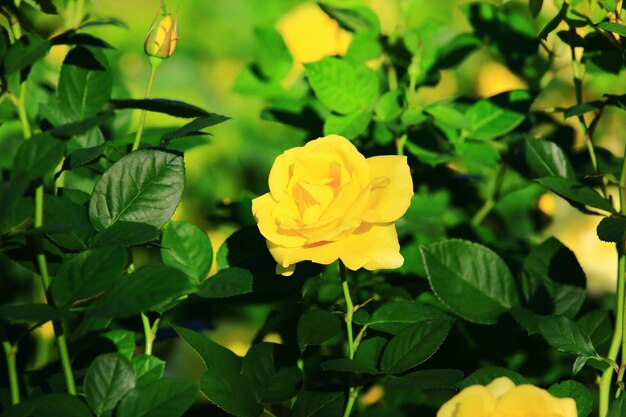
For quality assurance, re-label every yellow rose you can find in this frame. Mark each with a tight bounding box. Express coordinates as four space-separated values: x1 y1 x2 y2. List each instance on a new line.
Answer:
252 134 413 276
144 9 178 59
437 377 578 417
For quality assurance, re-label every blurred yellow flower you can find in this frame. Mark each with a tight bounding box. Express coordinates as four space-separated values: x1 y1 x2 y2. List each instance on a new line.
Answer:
276 3 352 65
437 377 577 417
144 8 178 59
252 134 413 276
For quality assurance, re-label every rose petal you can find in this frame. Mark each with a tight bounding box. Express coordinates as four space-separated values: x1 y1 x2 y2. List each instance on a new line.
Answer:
362 155 413 223
485 377 515 399
492 385 578 417
268 239 346 275
252 193 306 248
340 223 403 271
436 385 496 417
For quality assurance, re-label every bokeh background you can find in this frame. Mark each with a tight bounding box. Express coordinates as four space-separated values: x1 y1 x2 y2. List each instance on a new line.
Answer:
5 0 624 360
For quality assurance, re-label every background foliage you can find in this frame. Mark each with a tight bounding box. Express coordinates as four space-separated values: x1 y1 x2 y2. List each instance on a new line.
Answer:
1 0 626 416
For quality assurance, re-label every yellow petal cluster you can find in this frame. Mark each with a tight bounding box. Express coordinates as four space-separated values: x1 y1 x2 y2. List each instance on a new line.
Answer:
437 377 578 417
144 10 178 59
252 135 413 276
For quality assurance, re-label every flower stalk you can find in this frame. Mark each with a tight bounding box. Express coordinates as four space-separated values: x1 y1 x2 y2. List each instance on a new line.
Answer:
340 262 359 417
131 57 161 152
1 325 19 405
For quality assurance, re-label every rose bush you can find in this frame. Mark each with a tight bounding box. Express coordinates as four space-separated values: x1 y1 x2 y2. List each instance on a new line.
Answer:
437 377 577 417
252 134 413 275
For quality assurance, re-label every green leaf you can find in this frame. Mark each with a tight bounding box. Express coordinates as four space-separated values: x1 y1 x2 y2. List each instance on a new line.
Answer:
254 26 293 80
375 90 403 122
435 33 481 69
600 0 618 11
597 217 626 244
30 393 93 417
161 221 213 282
48 113 113 139
101 329 136 358
466 90 531 140
13 133 65 180
548 380 592 417
25 0 58 14
380 319 452 374
578 310 612 351
345 31 382 64
425 105 470 130
323 111 371 139
458 367 529 388
3 33 51 75
291 391 345 417
421 239 519 324
199 370 262 417
319 1 380 33
50 246 128 308
538 315 597 356
131 354 166 387
535 177 615 213
598 21 626 37
0 303 72 323
89 149 185 231
608 395 626 417
110 98 211 118
367 301 449 334
305 57 378 114
521 237 586 318
197 267 253 299
524 138 575 179
242 342 302 403
564 102 603 119
539 2 568 40
61 143 109 171
90 221 159 248
88 265 196 317
58 46 112 120
385 368 464 391
455 141 499 170
354 336 387 367
117 378 197 417
172 325 241 374
510 307 541 335
85 353 136 417
298 309 342 351
43 194 93 250
161 114 230 143
321 358 379 374
529 0 543 17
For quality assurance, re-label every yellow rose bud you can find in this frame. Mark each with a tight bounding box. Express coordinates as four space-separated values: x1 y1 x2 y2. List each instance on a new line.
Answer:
144 8 178 59
252 134 414 276
437 377 578 417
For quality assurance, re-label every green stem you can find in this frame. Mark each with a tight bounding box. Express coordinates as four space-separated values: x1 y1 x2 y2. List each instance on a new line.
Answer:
141 313 160 355
263 409 278 417
1 325 19 405
471 163 506 226
132 58 161 152
568 27 608 199
599 144 626 416
340 263 355 360
339 263 359 417
17 82 31 139
396 134 407 157
342 387 360 417
35 179 77 396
